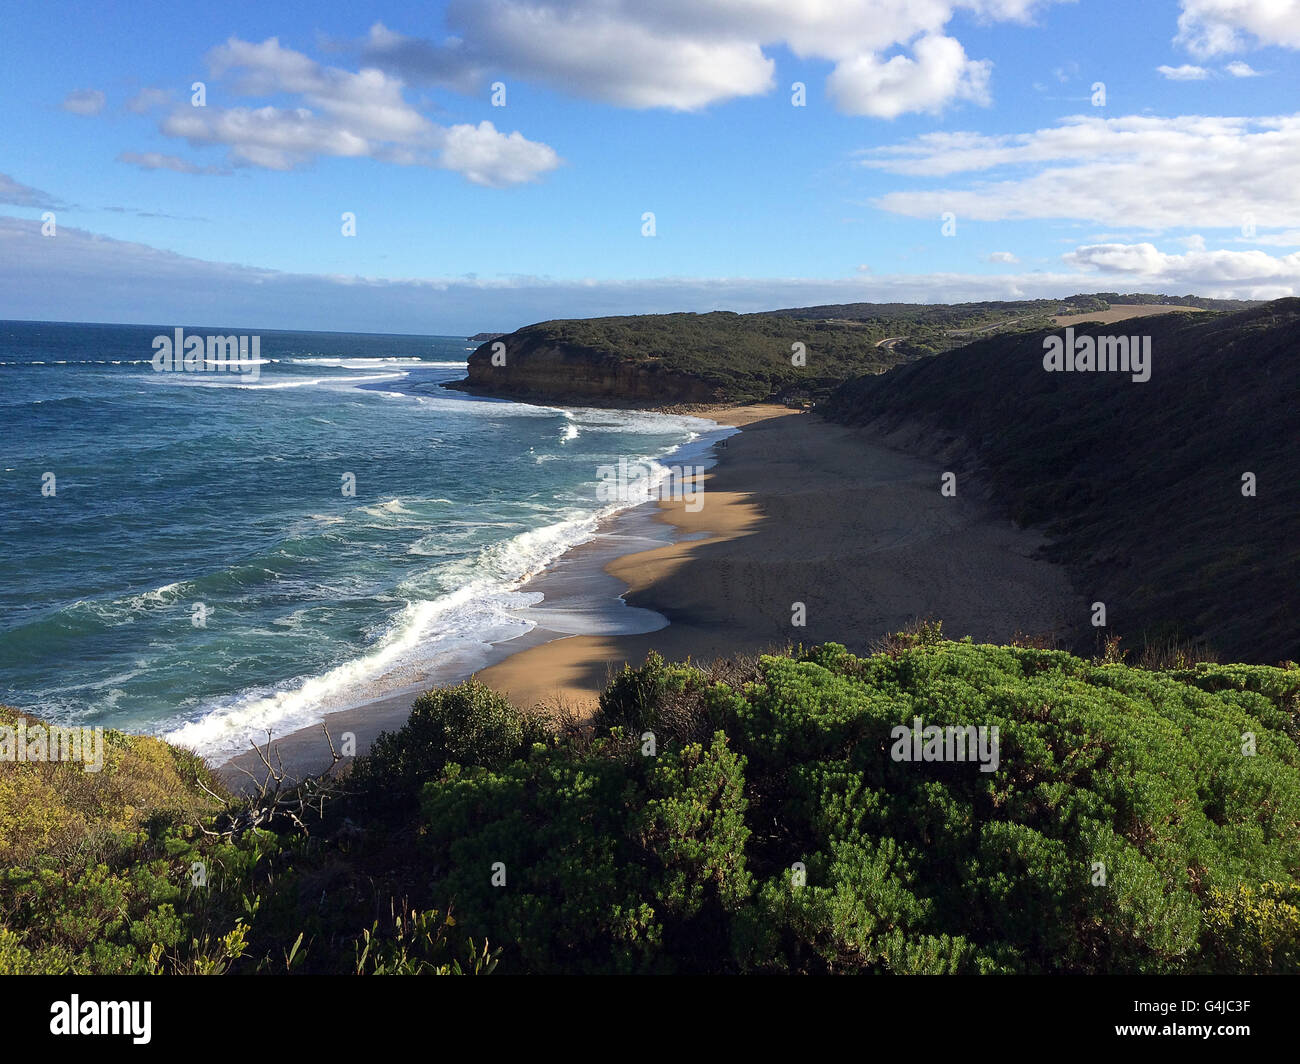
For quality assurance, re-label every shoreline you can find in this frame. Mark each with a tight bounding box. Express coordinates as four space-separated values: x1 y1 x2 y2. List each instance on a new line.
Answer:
473 404 1080 716
214 405 745 787
219 400 1080 788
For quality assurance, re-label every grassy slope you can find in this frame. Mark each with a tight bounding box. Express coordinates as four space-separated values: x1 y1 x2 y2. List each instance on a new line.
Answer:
0 705 224 867
825 300 1300 663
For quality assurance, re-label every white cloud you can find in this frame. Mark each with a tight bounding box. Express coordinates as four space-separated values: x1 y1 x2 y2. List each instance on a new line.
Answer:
1225 60 1261 76
148 37 559 185
1176 0 1300 58
438 121 562 187
1157 64 1210 79
359 2 1068 117
986 251 1020 263
1065 241 1300 291
828 35 991 118
62 89 106 116
864 114 1300 230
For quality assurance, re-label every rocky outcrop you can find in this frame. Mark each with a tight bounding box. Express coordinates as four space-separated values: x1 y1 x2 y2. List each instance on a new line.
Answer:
451 339 720 406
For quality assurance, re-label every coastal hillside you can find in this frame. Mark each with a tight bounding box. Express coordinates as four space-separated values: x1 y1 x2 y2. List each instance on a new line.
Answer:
4 637 1298 974
825 299 1300 663
766 291 1247 324
455 295 1255 406
456 311 917 405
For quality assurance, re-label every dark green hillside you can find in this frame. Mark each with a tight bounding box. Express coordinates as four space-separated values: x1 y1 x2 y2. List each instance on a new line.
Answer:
768 296 1062 325
825 300 1300 663
456 311 920 405
456 295 1257 406
769 293 1251 322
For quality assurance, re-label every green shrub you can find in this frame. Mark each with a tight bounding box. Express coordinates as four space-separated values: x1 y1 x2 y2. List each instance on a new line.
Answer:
415 641 1300 973
5 638 1298 974
348 680 549 811
1201 881 1300 973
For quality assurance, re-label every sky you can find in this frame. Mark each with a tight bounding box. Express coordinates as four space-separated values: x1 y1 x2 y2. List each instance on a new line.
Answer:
1 0 1298 335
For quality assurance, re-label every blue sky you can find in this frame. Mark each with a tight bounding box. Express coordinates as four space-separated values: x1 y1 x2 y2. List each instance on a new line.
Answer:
2 0 1298 334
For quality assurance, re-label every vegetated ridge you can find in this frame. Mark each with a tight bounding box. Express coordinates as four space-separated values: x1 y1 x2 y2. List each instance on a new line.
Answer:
454 294 1255 406
825 300 1299 664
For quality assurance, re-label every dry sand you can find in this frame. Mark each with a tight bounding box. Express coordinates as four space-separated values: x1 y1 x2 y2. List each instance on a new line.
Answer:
219 402 1079 786
475 403 1079 716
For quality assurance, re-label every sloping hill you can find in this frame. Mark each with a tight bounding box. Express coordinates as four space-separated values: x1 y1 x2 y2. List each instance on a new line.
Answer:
825 300 1300 663
455 296 1258 407
454 311 920 405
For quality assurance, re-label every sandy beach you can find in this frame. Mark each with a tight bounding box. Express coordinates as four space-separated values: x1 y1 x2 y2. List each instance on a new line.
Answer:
474 402 1078 714
219 401 1077 786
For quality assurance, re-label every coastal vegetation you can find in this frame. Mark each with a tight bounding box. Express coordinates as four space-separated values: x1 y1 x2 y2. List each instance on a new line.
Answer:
458 293 1256 406
4 630 1298 974
825 299 1300 664
462 311 916 405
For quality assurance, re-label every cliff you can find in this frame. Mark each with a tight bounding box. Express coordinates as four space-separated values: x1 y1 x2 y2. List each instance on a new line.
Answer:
454 337 721 405
449 311 923 406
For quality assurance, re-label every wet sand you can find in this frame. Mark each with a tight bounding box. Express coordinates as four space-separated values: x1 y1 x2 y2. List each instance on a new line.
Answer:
475 404 1078 714
219 402 1078 787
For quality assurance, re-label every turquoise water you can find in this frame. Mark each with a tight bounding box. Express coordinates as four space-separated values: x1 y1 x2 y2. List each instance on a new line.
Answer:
0 321 719 761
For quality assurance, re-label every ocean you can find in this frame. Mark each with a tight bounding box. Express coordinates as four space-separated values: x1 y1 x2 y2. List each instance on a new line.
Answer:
0 320 723 762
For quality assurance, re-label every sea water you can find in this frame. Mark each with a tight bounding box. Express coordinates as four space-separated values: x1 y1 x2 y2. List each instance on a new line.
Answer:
0 321 721 762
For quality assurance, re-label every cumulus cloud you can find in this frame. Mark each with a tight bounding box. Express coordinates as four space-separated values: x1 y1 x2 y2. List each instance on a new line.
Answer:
1065 241 1300 291
357 2 1066 117
62 89 106 116
864 113 1300 230
145 37 560 186
437 121 561 187
1225 60 1261 76
828 35 991 118
1157 64 1210 79
986 251 1020 263
1176 0 1300 58
360 22 480 93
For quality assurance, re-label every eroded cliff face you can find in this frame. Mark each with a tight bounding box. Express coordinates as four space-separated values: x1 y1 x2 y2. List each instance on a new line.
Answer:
455 341 719 406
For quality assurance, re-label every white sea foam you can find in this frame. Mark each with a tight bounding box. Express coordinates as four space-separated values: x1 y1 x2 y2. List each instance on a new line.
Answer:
360 499 416 517
161 413 735 763
163 513 597 761
150 372 407 390
287 357 466 369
